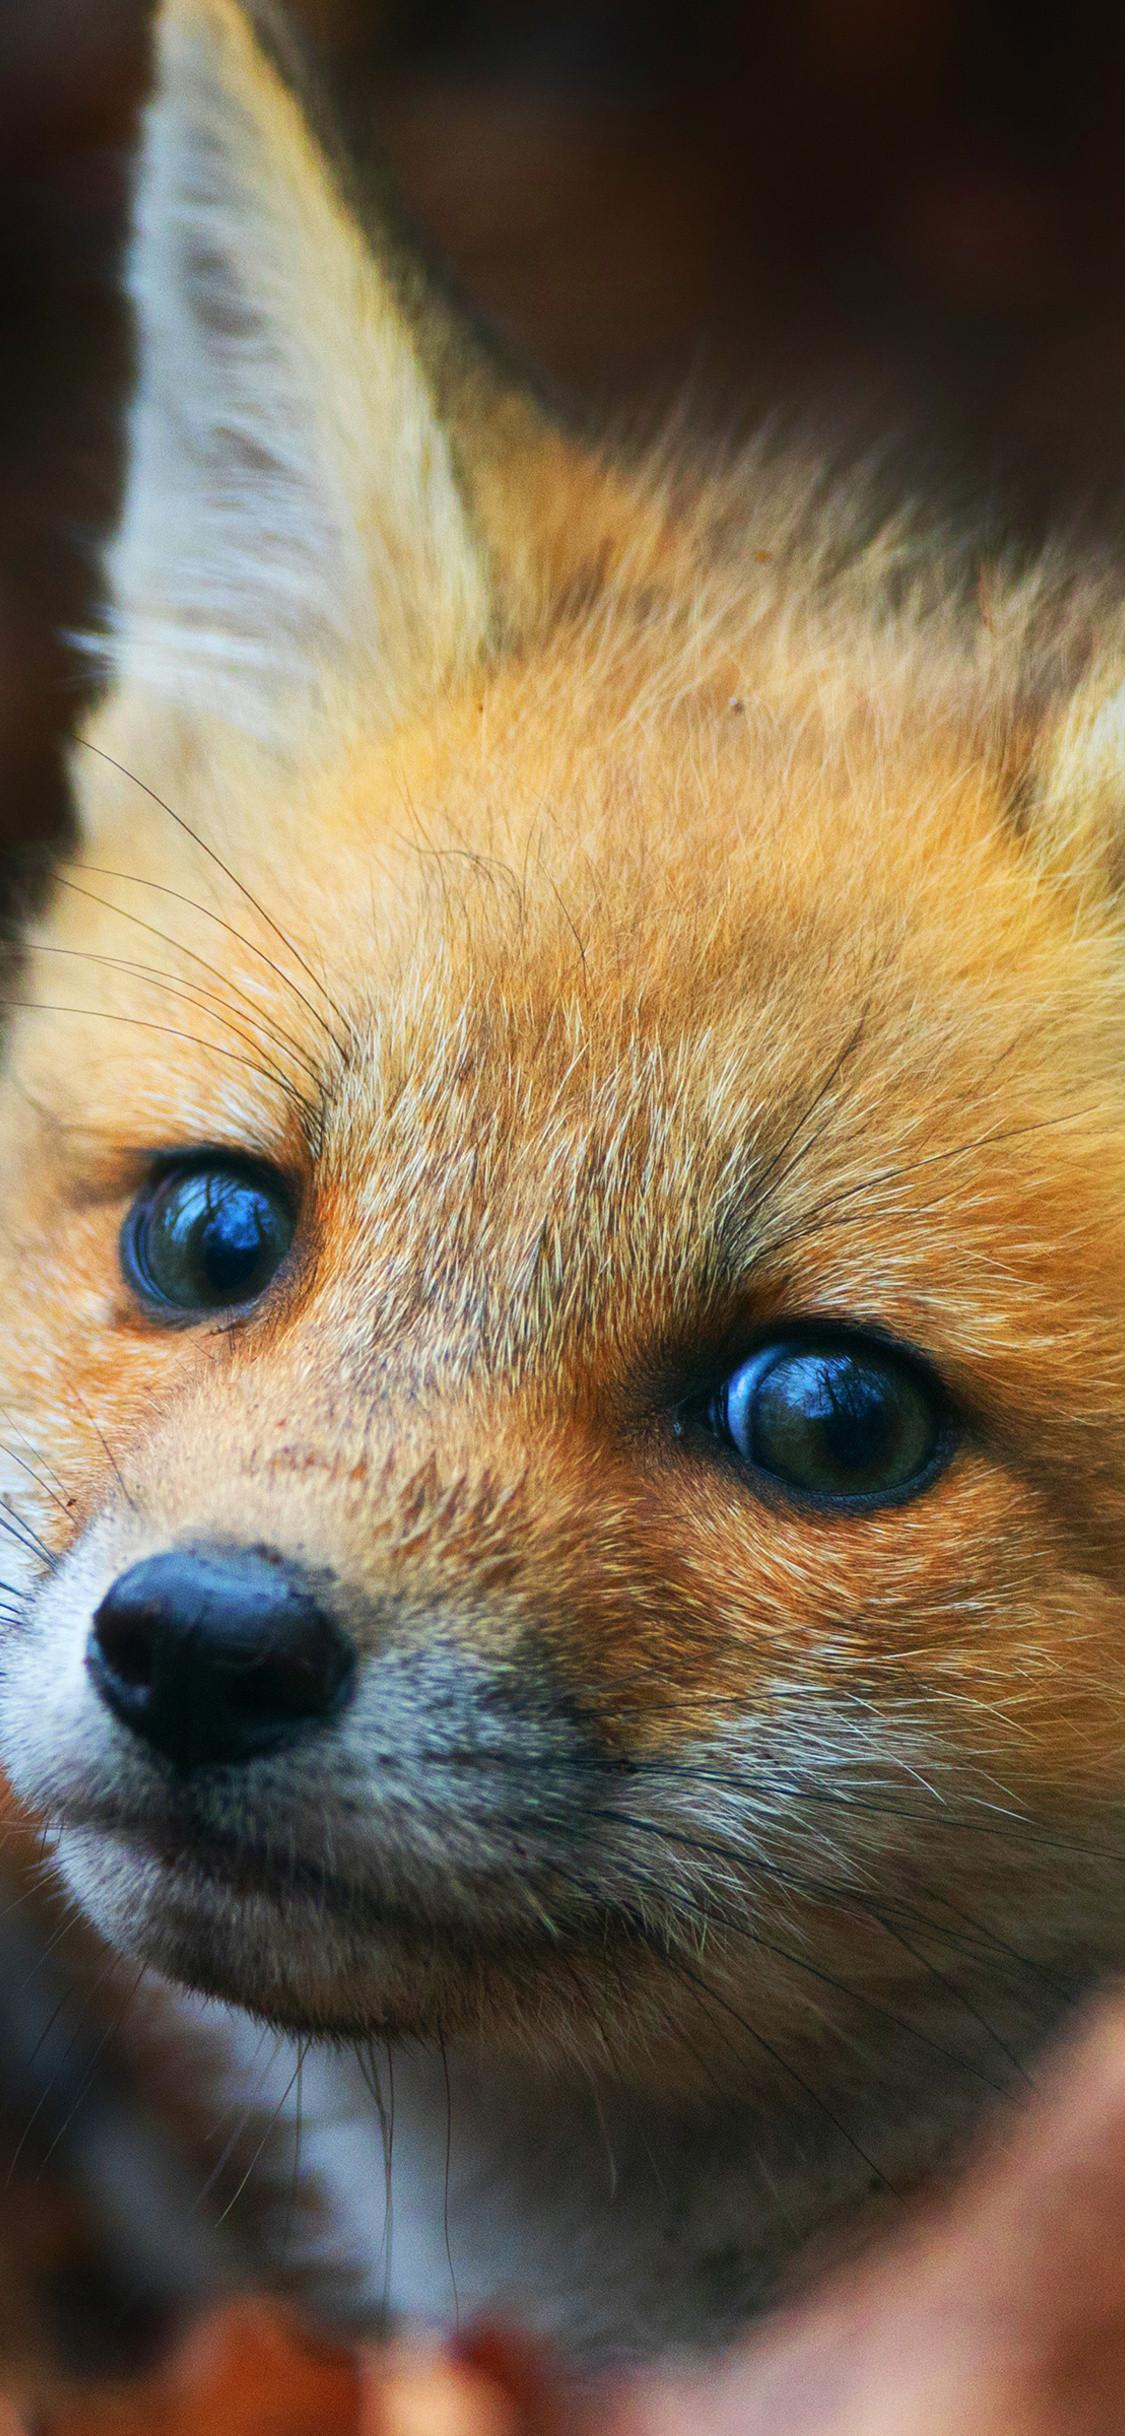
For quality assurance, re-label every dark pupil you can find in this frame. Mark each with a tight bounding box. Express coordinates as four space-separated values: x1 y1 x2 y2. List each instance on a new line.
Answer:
141 1171 289 1309
731 1345 936 1498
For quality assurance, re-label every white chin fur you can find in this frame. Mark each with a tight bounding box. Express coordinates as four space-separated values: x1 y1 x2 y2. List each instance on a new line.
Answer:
51 1827 169 1954
49 1826 349 2015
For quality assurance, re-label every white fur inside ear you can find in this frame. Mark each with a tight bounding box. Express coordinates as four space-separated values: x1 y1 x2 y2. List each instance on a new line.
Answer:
104 0 488 745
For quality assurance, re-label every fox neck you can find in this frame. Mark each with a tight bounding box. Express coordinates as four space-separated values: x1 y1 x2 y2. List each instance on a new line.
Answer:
198 2001 1060 2359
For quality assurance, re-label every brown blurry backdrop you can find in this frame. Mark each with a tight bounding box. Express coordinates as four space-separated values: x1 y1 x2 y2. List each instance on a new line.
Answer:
4 0 1125 865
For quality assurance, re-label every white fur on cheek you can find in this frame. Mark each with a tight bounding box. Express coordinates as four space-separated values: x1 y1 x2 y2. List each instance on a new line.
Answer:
0 1513 172 1821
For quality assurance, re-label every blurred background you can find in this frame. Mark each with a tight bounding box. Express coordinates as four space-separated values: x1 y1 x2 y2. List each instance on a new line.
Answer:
4 0 1125 862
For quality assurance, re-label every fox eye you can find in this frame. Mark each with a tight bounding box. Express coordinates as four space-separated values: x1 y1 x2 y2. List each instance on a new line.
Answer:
709 1332 948 1505
122 1162 295 1315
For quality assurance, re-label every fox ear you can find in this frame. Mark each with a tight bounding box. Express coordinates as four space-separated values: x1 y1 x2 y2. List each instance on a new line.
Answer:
106 0 493 747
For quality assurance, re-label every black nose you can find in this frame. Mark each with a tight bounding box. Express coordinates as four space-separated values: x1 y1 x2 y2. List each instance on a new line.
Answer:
87 1548 355 1772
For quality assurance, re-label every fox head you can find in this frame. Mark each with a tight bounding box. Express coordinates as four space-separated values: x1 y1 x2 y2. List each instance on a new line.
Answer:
5 0 1125 2141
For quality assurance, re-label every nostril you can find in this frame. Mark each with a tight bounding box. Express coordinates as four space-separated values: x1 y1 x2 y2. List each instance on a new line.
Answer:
216 1621 352 1724
92 1606 158 1692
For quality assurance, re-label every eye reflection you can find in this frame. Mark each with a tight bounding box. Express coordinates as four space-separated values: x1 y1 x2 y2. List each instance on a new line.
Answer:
122 1162 295 1315
711 1332 948 1504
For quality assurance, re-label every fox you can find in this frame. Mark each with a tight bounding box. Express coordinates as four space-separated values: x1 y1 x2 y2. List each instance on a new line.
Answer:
5 0 1125 2399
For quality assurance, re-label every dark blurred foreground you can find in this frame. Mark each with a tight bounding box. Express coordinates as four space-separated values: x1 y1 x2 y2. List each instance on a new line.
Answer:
19 1992 1125 2434
5 0 1125 864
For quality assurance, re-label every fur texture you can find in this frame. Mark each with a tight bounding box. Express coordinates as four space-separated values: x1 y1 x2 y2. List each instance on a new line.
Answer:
5 0 1125 2379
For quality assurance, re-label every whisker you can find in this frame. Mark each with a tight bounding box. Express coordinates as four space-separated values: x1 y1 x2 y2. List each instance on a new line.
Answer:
31 945 318 1108
876 1878 1076 2002
187 2025 276 2205
193 2034 290 2214
24 1961 148 2187
627 1816 1035 2083
4 1948 139 2191
756 1103 1105 1263
609 1757 1125 1864
437 2025 459 2329
655 1938 905 2196
649 1824 1071 2006
735 995 875 1222
5 1003 315 1113
69 859 349 1068
280 2037 307 2273
213 2055 305 2232
383 2037 395 2321
0 1438 76 1523
354 2038 394 2293
380 1740 1125 1868
44 883 323 1082
0 1407 70 1503
62 1383 138 1517
0 1500 52 1564
70 738 354 1052
527 1826 1021 2098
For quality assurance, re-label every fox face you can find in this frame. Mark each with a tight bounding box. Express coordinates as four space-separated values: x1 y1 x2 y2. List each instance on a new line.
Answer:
5 0 1125 2227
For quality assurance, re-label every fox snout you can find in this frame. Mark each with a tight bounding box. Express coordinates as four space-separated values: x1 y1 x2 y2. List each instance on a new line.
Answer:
4 1431 642 2037
89 1545 357 1772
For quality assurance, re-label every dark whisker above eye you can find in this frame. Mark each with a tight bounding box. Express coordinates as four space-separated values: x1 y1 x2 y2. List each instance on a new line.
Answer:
4 1005 317 1118
49 877 325 1083
750 1103 1101 1269
29 946 321 1106
69 737 355 1056
737 995 876 1218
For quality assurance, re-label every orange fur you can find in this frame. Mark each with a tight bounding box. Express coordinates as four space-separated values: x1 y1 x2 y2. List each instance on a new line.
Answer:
6 0 1125 2379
